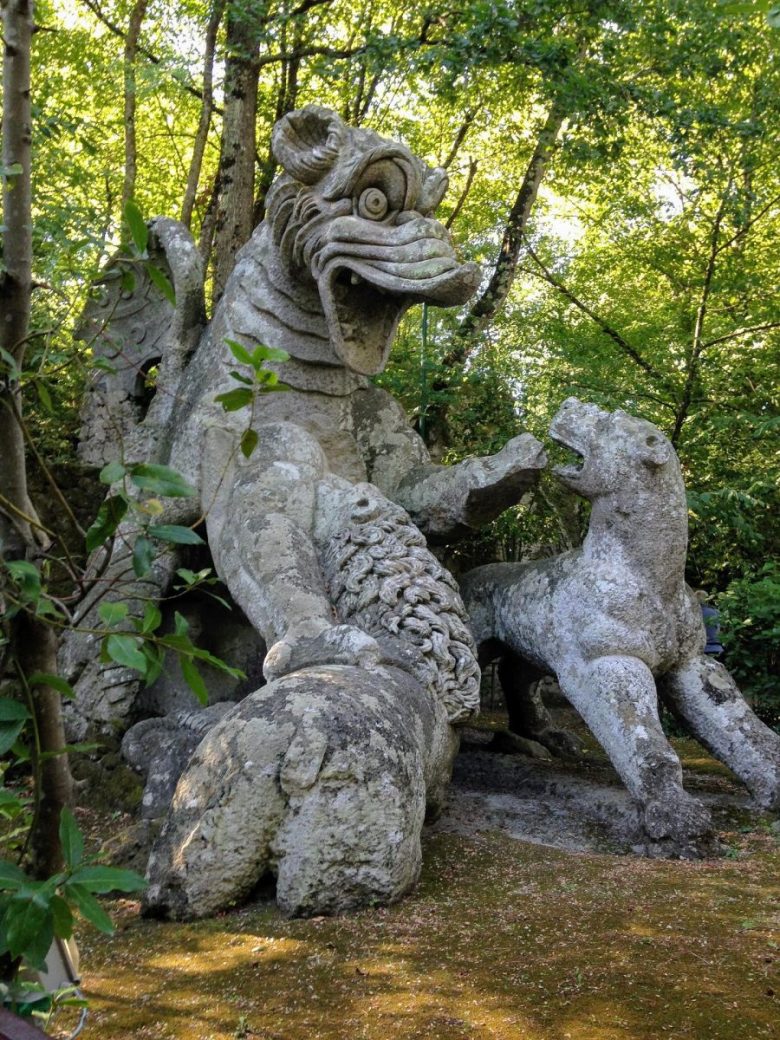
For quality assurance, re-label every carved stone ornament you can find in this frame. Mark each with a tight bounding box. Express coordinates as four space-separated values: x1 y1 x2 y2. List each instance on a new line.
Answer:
462 398 780 854
61 106 546 917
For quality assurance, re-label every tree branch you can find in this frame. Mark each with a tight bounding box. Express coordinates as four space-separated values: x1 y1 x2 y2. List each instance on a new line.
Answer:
521 245 663 381
702 322 780 350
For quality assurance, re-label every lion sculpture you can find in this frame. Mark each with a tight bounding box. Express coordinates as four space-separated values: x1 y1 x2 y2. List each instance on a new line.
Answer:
461 398 780 853
62 106 546 917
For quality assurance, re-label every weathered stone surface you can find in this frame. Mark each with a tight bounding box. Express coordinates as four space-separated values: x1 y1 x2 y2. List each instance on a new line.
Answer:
143 664 454 919
462 398 780 853
121 702 235 818
63 104 544 743
62 106 549 917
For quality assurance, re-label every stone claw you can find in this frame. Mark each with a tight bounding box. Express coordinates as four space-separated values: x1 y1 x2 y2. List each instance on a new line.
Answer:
263 623 383 681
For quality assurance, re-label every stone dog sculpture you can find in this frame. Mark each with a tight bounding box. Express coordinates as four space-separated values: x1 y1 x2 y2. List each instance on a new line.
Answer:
462 398 780 853
63 106 545 917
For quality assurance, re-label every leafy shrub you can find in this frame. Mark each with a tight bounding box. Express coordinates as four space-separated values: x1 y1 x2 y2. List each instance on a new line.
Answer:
718 562 780 731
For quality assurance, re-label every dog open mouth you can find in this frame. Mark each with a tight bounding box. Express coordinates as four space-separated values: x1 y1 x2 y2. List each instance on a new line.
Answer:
549 432 586 480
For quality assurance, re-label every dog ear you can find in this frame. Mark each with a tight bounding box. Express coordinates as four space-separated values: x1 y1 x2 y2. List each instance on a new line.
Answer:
640 431 673 469
272 106 346 184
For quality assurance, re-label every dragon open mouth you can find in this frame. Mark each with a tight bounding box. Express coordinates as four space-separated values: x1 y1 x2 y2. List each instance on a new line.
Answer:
315 218 480 375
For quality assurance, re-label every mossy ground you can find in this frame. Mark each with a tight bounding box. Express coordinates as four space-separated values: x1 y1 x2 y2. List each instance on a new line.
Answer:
59 739 780 1040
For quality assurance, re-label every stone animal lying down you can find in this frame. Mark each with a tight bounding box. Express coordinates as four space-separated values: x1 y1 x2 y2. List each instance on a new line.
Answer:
462 398 780 854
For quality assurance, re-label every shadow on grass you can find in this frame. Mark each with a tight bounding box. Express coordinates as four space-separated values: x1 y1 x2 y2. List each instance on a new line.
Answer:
77 820 780 1040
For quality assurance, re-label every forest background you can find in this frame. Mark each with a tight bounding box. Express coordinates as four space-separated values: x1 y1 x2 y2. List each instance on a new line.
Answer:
9 0 780 726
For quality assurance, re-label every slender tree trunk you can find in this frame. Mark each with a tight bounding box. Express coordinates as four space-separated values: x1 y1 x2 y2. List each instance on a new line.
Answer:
0 0 35 543
447 100 566 364
0 0 72 879
421 99 566 452
18 620 72 878
212 2 261 303
181 0 226 229
121 0 149 214
253 20 302 227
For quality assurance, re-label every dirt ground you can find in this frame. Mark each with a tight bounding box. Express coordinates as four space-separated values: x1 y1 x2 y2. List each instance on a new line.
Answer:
59 731 780 1040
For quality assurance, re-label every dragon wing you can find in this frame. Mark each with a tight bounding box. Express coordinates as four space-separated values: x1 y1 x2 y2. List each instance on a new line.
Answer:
77 218 205 467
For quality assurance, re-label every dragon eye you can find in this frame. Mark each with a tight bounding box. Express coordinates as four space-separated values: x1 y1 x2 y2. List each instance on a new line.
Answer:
357 187 389 220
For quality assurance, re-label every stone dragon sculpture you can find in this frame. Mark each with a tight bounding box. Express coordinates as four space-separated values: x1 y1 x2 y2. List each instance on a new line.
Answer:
62 106 545 916
462 398 780 853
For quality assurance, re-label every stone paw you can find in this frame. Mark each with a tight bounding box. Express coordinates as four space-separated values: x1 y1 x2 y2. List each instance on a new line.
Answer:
534 726 584 759
490 730 552 760
263 623 383 681
142 664 441 919
641 791 714 856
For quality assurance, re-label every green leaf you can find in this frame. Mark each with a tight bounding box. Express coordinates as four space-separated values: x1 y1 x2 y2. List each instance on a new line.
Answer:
3 896 49 959
59 807 83 870
0 698 30 722
26 673 75 699
228 370 253 385
148 524 204 545
17 906 53 971
769 3 780 27
129 463 196 498
225 338 254 365
64 883 114 934
5 561 41 604
214 387 253 412
186 644 245 679
50 895 74 940
0 346 20 380
99 461 126 485
141 602 162 634
68 866 146 894
240 428 259 459
180 656 208 705
0 860 27 891
141 644 164 686
35 380 53 414
0 790 26 817
105 634 147 673
0 722 26 756
251 344 290 364
132 535 155 577
173 611 189 635
86 495 128 553
146 262 176 305
92 356 118 374
98 602 129 627
124 199 148 253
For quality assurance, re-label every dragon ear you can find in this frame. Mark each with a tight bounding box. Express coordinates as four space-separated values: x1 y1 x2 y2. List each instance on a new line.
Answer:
272 106 346 184
418 167 449 214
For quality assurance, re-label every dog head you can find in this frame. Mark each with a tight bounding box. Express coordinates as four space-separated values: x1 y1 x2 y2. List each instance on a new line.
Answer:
549 397 676 501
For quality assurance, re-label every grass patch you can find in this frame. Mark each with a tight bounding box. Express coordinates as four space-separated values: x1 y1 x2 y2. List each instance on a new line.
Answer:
75 820 780 1040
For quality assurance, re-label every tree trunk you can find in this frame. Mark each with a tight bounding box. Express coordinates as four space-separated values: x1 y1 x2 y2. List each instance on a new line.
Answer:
421 100 566 452
448 100 566 365
17 619 72 879
181 0 226 230
121 0 150 214
0 0 35 543
0 0 72 880
212 2 261 304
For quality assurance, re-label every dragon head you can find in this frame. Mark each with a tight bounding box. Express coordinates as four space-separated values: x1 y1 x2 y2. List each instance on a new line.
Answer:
265 106 480 375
